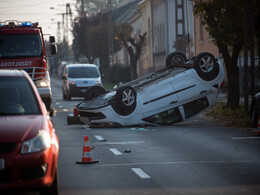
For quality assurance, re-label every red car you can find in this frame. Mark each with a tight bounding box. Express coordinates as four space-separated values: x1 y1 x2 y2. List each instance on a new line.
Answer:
0 70 59 195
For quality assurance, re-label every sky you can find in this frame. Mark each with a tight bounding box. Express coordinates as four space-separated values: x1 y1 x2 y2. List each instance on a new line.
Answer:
0 0 76 43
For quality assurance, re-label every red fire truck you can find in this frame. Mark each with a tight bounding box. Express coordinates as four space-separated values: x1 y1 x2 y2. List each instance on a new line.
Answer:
0 21 57 111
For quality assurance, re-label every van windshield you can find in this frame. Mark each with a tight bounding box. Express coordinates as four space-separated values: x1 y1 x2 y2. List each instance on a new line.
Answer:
68 67 100 78
0 34 42 58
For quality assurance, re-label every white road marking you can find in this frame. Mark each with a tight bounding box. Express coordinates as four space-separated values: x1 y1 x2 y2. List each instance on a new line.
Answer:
109 148 122 155
55 102 59 105
99 160 260 167
63 109 68 112
59 105 63 108
94 135 105 141
232 137 260 140
131 168 151 179
94 141 145 145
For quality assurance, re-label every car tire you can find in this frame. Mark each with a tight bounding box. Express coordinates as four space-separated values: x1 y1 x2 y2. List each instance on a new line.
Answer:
165 51 187 67
84 86 106 101
116 86 136 115
193 52 219 81
251 103 259 128
40 170 59 195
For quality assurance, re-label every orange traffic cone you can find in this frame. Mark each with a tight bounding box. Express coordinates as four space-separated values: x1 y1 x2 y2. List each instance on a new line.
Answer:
76 136 99 164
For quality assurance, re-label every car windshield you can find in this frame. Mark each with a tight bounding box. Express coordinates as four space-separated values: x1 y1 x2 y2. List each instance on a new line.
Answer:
0 77 41 115
68 67 100 78
0 34 42 58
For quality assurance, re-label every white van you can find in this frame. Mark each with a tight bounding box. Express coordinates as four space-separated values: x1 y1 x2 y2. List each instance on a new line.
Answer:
62 64 103 100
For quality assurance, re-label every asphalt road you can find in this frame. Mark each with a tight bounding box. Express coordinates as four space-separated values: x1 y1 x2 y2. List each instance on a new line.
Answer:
49 77 260 195
6 77 259 195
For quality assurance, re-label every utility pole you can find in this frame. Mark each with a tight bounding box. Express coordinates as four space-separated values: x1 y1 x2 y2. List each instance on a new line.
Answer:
244 0 249 112
108 0 114 66
249 1 255 97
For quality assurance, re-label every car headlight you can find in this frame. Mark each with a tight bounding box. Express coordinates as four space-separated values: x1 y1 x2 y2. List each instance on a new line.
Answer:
21 130 51 154
36 80 50 88
69 80 75 85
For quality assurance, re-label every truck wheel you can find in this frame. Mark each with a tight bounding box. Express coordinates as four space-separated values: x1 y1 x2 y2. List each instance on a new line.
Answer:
43 97 52 111
67 91 71 101
193 52 219 81
116 86 136 116
85 86 106 101
166 52 187 67
62 91 66 100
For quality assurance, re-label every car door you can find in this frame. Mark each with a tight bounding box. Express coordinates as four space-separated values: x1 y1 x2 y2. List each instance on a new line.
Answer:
140 80 178 118
171 74 208 104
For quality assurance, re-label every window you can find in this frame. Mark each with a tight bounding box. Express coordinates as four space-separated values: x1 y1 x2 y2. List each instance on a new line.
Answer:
0 77 40 115
68 67 100 78
0 34 42 57
142 107 183 125
183 97 209 119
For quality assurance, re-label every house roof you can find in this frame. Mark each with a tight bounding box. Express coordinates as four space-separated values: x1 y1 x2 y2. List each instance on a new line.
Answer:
112 0 141 23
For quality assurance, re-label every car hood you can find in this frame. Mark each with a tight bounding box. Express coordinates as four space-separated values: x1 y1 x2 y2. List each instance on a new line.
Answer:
0 115 46 143
77 91 116 110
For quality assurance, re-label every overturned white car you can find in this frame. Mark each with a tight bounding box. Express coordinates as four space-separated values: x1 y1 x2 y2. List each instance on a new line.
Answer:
76 52 224 127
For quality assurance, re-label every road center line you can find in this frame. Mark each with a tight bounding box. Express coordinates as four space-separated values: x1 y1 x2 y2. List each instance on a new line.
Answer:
131 168 151 179
94 135 105 141
99 160 260 167
232 137 260 140
109 148 122 155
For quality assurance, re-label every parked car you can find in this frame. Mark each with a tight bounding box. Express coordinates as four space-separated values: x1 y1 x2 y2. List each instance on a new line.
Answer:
0 70 59 195
76 52 224 127
250 92 260 128
62 64 103 100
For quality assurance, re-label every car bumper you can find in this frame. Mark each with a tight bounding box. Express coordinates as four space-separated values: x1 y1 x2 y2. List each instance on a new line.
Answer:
0 145 58 189
68 84 103 97
37 87 52 97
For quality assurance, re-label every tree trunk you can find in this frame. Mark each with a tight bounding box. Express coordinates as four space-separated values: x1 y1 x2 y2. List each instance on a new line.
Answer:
225 60 240 109
130 59 138 80
220 45 241 109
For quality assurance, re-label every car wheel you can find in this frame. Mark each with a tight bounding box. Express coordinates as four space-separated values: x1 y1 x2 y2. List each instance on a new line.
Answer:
251 103 259 128
116 86 136 115
165 51 187 67
40 170 59 195
84 86 106 101
193 52 219 81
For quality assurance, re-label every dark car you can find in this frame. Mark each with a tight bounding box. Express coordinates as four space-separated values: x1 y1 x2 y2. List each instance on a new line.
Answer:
250 92 260 128
0 70 59 195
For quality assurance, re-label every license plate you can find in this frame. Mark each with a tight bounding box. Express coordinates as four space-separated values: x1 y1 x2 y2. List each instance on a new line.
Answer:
81 117 91 123
81 89 87 93
0 159 5 170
